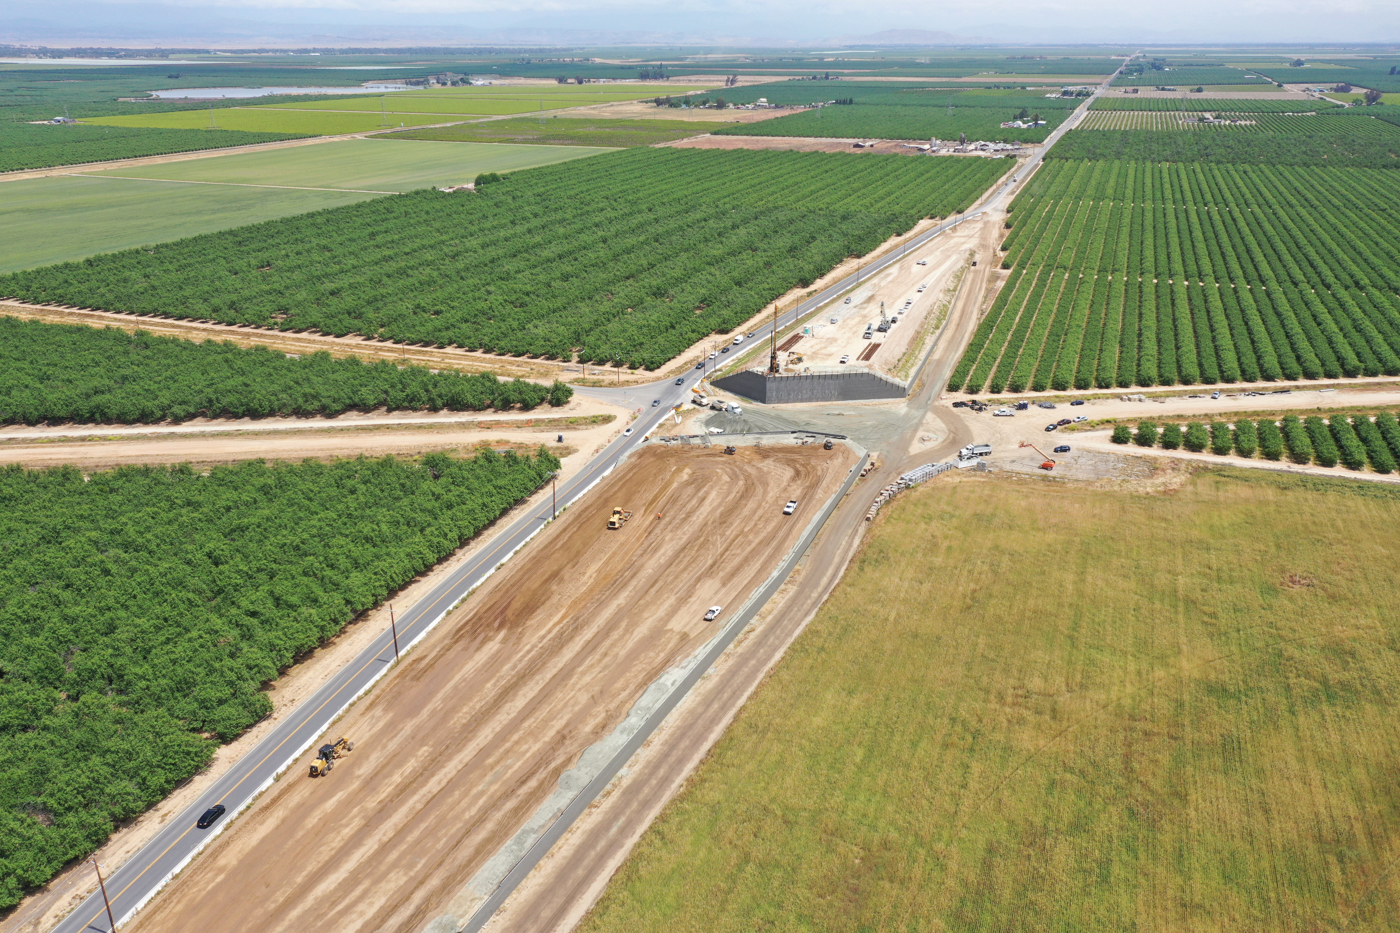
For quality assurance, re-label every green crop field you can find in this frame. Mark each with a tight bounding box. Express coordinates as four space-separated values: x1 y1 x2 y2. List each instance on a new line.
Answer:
0 175 376 273
87 85 707 135
87 107 454 135
0 447 559 909
259 87 706 116
88 138 610 193
0 139 603 272
580 469 1400 933
0 148 1007 368
0 124 308 174
948 159 1400 394
386 117 709 148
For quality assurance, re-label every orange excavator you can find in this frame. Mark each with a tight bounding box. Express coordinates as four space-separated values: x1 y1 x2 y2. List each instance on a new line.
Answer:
1020 441 1056 471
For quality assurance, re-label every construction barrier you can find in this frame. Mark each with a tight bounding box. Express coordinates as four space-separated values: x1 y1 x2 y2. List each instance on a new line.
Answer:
866 461 958 522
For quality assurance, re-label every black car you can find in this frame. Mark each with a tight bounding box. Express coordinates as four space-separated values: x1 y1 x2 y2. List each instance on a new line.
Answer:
675 377 684 385
1070 399 1086 406
696 361 705 369
1054 445 1071 453
1045 424 1058 432
196 804 226 829
720 346 729 354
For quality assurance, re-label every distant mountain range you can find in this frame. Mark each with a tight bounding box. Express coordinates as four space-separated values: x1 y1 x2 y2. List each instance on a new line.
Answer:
824 29 989 47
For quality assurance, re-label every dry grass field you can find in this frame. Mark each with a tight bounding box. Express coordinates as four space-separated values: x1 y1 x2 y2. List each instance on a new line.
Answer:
580 468 1400 933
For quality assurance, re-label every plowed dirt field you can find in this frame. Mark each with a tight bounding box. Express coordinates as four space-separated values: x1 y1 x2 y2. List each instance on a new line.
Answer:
126 442 856 933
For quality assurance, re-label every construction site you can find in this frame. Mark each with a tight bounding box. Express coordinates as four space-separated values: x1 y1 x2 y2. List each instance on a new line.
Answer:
120 442 857 933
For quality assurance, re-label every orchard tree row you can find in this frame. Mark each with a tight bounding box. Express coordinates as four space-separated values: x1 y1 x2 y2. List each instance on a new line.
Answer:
1050 113 1400 170
949 159 1400 394
0 448 558 908
0 149 1006 370
0 317 570 426
1090 96 1339 113
1111 412 1400 472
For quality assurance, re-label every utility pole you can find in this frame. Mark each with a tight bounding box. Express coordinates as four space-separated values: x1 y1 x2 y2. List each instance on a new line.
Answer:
389 604 400 662
551 472 558 519
91 859 116 933
768 303 780 374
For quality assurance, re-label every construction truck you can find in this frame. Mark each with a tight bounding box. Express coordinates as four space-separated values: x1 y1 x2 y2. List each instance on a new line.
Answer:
308 737 354 777
608 507 632 530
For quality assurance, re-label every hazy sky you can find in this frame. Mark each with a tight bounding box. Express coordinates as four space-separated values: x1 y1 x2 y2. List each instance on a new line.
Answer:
6 0 1400 46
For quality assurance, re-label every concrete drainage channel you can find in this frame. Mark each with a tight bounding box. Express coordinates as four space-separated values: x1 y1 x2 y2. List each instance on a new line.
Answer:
434 435 870 933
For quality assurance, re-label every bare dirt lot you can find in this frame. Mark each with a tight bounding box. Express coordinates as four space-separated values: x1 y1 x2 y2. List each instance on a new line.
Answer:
123 442 855 933
938 383 1400 483
786 215 992 377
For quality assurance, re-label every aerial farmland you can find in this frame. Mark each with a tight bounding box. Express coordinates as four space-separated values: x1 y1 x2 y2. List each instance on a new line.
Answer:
3 27 1400 933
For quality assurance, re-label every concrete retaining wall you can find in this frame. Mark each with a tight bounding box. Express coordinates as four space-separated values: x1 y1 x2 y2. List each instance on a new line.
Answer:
714 369 907 405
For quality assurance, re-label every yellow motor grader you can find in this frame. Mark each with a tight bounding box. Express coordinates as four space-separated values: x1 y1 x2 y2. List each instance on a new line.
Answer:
308 737 354 777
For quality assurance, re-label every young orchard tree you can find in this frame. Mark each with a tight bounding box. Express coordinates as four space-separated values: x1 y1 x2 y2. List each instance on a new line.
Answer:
1160 422 1183 449
1183 422 1209 452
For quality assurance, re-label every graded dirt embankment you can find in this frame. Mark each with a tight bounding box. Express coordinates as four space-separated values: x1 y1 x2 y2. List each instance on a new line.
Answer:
125 442 855 933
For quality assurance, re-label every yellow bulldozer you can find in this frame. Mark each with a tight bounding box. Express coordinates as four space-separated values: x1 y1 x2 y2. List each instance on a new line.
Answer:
607 507 632 530
308 737 354 777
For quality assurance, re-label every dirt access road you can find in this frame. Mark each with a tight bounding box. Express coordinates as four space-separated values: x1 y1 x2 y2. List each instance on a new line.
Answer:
0 399 624 472
788 216 990 377
125 443 854 933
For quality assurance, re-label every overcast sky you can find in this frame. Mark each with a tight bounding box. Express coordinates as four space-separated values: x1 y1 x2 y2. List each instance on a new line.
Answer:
6 0 1399 47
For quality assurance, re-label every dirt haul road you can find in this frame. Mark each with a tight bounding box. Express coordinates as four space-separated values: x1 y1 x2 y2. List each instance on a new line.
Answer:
125 442 855 933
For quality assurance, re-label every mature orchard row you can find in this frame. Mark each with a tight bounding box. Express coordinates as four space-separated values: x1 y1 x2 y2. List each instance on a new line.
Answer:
716 104 1069 142
0 318 569 425
0 149 1003 369
1091 96 1339 113
949 159 1400 393
1077 111 1382 132
715 84 1079 142
1050 114 1400 168
1252 59 1400 94
0 448 557 907
0 123 306 173
1113 65 1265 87
1113 412 1400 472
717 83 1082 111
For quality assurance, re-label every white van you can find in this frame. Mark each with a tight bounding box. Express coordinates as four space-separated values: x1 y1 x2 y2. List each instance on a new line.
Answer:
733 334 744 345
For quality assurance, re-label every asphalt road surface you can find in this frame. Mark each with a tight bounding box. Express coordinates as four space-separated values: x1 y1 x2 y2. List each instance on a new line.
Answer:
51 373 705 933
